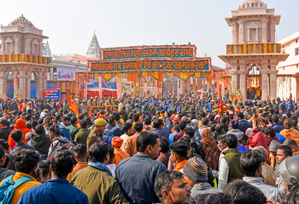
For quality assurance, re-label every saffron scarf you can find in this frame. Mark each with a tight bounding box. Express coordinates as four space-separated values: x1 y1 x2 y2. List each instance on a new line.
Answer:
200 128 220 170
173 160 187 171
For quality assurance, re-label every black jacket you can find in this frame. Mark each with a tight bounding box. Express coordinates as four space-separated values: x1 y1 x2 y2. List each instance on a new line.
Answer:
9 103 18 111
0 127 13 141
0 167 14 182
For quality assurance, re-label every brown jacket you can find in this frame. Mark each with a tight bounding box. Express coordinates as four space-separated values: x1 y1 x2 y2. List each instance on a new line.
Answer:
86 128 103 150
125 132 140 157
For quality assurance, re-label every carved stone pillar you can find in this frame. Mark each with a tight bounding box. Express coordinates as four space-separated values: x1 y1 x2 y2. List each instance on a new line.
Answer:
187 78 191 94
260 70 268 101
18 70 27 99
24 68 33 99
232 21 238 44
0 37 4 54
270 70 278 101
270 20 276 43
42 72 48 90
231 67 239 93
238 20 245 44
36 71 43 99
261 18 269 43
26 75 31 99
180 79 185 95
239 71 247 103
3 71 9 97
0 71 6 98
39 39 42 56
144 76 148 98
13 70 19 97
177 77 181 95
24 36 31 54
14 35 20 53
197 78 202 90
193 78 197 92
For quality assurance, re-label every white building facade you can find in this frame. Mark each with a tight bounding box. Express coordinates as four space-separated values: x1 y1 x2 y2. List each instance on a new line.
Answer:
277 31 299 100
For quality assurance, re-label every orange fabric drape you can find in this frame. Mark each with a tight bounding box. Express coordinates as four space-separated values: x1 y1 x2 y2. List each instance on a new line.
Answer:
74 82 77 98
127 73 131 81
158 72 163 82
207 71 213 83
86 72 89 82
127 72 137 82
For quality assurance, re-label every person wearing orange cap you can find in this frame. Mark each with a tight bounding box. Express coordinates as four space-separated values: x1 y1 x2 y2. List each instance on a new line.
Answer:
112 137 130 165
173 116 180 125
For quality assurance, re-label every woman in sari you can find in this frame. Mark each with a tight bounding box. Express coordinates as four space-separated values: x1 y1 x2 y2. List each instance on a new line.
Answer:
200 128 220 170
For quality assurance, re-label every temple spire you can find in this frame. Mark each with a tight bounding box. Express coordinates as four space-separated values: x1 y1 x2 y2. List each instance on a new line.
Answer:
42 41 52 58
86 33 100 57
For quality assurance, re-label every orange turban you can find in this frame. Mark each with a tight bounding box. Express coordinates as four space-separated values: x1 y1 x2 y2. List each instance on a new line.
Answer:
112 137 123 148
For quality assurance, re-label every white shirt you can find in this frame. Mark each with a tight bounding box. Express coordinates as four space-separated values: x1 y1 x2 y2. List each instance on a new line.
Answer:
218 158 229 189
107 164 116 178
120 133 129 151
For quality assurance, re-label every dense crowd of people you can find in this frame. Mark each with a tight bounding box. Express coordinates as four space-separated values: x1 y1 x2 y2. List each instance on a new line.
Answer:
0 94 299 204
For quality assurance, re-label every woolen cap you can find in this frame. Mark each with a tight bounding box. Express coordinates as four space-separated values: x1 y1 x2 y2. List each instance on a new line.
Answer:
269 140 281 152
94 118 107 126
230 119 239 129
183 156 208 183
191 119 199 127
245 128 254 137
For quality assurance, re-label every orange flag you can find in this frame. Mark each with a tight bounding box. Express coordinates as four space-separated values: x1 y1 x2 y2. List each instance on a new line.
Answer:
68 94 79 117
88 104 92 116
2 93 7 101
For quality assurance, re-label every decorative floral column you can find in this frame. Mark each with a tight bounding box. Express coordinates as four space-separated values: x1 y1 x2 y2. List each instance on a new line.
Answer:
98 75 102 99
116 73 122 99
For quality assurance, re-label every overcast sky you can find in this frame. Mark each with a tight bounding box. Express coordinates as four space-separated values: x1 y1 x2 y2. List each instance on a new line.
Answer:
1 0 298 67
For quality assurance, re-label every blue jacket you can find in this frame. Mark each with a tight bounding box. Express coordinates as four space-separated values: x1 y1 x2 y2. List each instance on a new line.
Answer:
151 117 172 139
59 124 71 141
115 154 166 204
169 131 179 146
167 103 173 112
238 119 252 134
106 124 122 136
17 179 89 204
177 105 182 113
272 123 284 134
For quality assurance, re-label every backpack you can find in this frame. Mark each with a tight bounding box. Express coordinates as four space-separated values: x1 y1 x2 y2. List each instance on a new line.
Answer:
0 175 33 204
47 139 77 160
103 127 117 144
